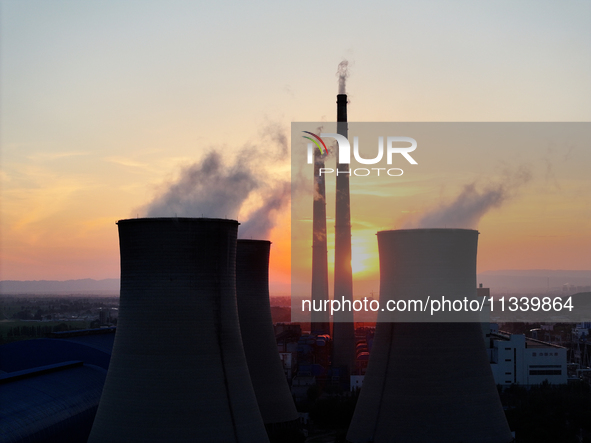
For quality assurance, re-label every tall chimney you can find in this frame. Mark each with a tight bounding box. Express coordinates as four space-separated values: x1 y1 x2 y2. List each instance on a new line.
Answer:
235 239 300 437
332 94 356 373
88 218 269 443
346 229 512 443
311 146 330 334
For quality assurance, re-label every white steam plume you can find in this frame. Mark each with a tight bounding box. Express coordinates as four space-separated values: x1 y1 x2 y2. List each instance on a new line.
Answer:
408 165 532 229
336 60 349 94
144 151 258 220
141 124 290 239
239 182 290 239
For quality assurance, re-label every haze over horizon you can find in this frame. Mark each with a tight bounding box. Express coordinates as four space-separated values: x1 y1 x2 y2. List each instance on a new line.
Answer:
2 268 590 297
1 1 589 285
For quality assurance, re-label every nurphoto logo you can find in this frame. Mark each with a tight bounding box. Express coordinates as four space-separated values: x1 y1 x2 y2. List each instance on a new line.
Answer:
303 131 418 176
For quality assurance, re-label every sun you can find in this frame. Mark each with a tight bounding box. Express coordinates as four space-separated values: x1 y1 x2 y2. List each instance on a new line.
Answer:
351 232 379 277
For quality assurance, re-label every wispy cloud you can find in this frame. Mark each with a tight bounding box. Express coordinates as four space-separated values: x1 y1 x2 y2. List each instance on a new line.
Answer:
27 151 90 161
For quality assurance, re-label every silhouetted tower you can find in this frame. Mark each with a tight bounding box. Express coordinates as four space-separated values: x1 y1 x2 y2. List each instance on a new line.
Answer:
311 145 330 334
332 94 356 373
346 229 512 443
88 218 268 443
235 239 299 437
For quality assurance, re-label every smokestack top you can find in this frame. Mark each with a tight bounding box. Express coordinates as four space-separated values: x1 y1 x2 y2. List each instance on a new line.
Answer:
337 94 348 123
117 217 239 226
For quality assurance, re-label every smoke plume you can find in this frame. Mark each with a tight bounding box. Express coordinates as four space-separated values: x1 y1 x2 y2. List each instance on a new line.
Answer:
239 182 290 239
409 165 532 229
142 124 290 239
336 60 350 94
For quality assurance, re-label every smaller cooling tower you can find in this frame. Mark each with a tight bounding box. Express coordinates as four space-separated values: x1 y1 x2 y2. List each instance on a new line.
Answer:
236 240 299 434
88 218 268 443
346 229 512 443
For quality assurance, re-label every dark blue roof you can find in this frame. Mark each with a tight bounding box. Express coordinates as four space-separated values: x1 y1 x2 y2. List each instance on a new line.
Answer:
0 362 106 443
0 332 116 442
0 333 115 372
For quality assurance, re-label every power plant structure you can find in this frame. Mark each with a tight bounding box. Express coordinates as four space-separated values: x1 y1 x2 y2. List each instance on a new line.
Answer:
310 144 330 335
346 229 513 443
235 239 299 438
0 360 107 443
88 218 269 443
332 93 356 374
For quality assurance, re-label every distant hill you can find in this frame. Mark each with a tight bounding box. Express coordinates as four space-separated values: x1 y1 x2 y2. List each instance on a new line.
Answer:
477 270 591 293
0 279 291 297
0 279 120 295
2 270 590 296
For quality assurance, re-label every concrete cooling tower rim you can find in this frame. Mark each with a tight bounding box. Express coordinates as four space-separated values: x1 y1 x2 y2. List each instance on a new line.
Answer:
237 239 272 245
377 228 479 235
116 217 239 225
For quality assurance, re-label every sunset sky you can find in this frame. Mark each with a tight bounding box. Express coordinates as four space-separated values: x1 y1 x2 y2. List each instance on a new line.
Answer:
1 1 590 286
290 122 590 299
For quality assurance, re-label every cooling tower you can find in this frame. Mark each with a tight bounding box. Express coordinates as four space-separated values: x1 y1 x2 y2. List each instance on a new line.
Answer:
347 229 512 443
332 93 356 372
88 218 269 443
235 240 299 434
311 148 330 335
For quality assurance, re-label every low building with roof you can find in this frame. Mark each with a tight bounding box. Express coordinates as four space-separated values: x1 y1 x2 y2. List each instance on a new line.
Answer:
487 327 567 386
0 328 115 443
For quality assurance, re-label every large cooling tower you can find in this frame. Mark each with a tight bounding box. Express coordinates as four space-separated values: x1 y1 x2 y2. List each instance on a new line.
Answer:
88 218 269 443
235 240 299 431
347 229 512 443
332 93 356 372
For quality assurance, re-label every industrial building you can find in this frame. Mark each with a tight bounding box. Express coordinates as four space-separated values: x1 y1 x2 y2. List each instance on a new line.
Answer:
275 323 301 382
1 361 106 443
0 329 115 443
487 326 568 386
3 220 310 443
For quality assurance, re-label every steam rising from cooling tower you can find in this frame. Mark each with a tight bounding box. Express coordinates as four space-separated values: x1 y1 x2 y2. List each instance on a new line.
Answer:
240 182 290 239
346 229 513 443
88 218 269 443
235 240 299 436
144 151 257 220
408 165 531 229
142 124 290 239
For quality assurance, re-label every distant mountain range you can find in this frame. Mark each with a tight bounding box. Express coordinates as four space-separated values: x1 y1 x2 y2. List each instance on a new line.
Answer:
480 270 591 278
0 278 291 296
477 270 591 293
0 279 120 295
1 270 590 295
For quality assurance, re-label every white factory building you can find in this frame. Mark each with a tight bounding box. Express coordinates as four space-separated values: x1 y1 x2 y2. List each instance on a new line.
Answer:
486 324 567 386
349 324 568 391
